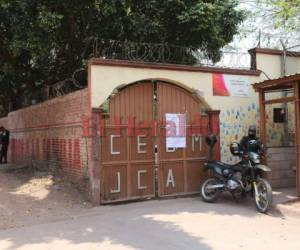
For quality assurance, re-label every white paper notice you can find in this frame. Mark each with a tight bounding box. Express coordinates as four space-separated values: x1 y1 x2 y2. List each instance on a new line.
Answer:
165 113 186 149
212 73 250 97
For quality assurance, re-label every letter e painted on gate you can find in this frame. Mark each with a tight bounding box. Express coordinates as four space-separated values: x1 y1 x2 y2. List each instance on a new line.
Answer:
166 147 176 153
137 135 147 154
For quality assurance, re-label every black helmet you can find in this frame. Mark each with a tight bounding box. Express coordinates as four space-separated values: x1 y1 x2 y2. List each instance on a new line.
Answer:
230 142 240 156
205 134 217 147
248 125 256 139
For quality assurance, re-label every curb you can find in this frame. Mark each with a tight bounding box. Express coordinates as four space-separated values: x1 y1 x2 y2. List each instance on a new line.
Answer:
276 199 300 219
0 164 29 172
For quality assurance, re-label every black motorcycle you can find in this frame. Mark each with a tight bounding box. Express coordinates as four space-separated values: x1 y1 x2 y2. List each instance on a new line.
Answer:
200 135 273 213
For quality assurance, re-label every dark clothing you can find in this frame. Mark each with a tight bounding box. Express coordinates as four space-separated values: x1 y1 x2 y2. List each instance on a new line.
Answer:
0 144 8 163
240 136 263 154
1 130 9 146
0 130 9 163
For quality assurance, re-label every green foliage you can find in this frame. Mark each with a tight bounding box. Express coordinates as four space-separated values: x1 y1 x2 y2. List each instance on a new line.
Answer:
0 0 244 115
261 0 300 29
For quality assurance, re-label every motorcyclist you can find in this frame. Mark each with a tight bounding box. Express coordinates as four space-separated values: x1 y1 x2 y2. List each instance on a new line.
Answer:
240 125 264 155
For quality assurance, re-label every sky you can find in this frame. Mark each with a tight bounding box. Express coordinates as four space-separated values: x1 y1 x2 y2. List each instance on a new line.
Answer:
233 1 300 51
213 1 300 69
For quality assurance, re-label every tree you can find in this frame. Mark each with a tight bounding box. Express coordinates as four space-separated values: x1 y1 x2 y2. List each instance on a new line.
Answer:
0 0 244 115
262 0 300 30
232 1 300 51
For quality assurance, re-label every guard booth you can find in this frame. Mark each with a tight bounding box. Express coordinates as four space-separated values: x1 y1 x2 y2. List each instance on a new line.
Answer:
253 74 300 196
98 80 220 203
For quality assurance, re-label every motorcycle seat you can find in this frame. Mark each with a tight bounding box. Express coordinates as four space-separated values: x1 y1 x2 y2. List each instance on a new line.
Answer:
207 160 239 169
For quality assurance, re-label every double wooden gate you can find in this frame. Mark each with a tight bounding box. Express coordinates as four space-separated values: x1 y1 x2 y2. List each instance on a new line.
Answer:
100 81 218 203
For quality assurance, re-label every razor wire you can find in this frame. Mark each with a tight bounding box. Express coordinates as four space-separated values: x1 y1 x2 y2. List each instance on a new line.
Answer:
89 38 252 69
48 39 253 98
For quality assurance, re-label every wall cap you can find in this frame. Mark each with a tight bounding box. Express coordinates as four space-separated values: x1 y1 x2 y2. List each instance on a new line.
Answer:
249 47 300 57
89 58 261 76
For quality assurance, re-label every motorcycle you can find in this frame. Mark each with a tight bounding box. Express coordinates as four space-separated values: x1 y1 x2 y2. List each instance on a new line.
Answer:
200 134 273 213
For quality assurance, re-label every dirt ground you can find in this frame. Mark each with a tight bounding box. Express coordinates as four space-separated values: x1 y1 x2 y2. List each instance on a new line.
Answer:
0 167 91 230
0 167 300 249
1 194 300 250
1 165 300 234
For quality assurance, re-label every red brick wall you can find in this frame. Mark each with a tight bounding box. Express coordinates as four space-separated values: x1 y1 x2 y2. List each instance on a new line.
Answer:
0 89 90 184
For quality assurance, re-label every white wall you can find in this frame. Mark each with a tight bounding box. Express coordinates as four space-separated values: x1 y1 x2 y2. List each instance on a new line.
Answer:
256 53 300 79
89 50 300 162
90 65 260 110
90 62 262 163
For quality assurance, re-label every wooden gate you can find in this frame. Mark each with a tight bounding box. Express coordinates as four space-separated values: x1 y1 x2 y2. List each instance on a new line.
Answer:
100 81 217 203
156 82 209 197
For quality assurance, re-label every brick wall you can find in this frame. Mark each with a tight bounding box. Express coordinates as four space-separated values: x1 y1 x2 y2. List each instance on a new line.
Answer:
0 89 91 186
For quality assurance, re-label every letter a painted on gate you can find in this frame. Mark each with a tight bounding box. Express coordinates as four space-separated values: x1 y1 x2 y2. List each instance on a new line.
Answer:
166 169 175 188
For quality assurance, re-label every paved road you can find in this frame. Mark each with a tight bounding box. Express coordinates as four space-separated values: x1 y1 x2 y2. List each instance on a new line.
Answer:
0 196 299 250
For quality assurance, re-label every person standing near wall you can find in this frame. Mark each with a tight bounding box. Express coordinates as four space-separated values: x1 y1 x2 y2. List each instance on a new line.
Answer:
0 126 10 164
240 125 263 154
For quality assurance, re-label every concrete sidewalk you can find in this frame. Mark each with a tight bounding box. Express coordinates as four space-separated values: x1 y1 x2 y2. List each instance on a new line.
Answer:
272 188 298 204
273 188 300 218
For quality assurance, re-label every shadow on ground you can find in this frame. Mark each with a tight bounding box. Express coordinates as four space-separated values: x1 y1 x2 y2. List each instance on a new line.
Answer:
0 165 90 230
0 166 298 250
0 195 292 250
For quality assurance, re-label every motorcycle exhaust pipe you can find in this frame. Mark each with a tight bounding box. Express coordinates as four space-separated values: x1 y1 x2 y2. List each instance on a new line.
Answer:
206 184 225 190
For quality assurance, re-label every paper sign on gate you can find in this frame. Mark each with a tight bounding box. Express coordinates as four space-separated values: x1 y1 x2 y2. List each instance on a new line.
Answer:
165 113 186 149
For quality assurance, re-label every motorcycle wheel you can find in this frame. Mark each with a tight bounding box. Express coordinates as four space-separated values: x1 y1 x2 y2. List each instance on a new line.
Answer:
201 178 220 202
254 178 273 213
